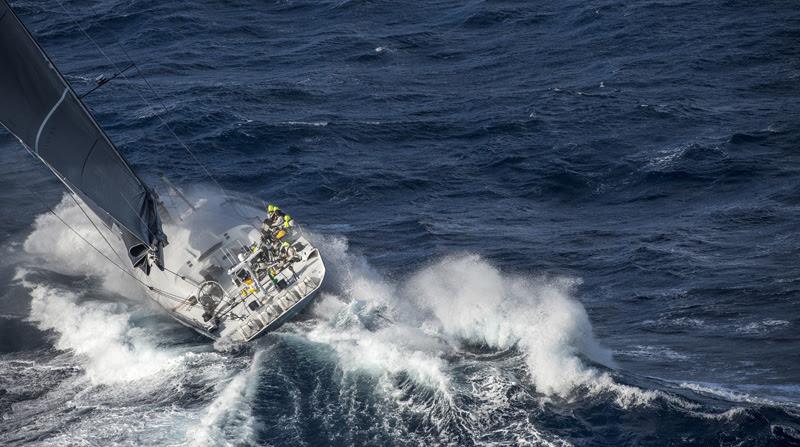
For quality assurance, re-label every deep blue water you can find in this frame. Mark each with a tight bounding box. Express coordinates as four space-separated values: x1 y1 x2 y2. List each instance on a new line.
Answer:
2 0 800 445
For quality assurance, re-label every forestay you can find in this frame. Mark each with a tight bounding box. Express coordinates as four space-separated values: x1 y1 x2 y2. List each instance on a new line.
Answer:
0 0 167 272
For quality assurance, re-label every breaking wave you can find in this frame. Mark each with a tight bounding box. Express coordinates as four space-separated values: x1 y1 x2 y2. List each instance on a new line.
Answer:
302 233 667 412
7 191 788 446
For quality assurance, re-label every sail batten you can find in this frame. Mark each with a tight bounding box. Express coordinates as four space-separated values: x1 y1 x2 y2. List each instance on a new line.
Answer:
0 0 166 272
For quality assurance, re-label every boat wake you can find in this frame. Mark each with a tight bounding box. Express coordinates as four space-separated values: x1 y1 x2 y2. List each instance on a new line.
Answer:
2 193 265 446
2 192 796 446
5 274 260 446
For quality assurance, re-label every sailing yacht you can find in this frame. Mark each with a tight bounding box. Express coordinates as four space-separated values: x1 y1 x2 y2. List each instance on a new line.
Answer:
0 0 325 343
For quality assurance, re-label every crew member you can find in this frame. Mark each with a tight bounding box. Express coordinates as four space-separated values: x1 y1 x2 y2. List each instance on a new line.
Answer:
282 214 294 229
267 204 285 226
280 242 300 279
280 241 299 263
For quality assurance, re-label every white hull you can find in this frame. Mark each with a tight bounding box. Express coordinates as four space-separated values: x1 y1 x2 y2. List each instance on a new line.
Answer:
138 196 325 344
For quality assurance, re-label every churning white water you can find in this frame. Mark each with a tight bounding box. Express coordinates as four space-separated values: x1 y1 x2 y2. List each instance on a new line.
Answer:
303 234 665 410
3 191 685 446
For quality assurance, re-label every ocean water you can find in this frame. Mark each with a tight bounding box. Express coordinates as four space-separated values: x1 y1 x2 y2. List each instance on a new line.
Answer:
1 0 800 445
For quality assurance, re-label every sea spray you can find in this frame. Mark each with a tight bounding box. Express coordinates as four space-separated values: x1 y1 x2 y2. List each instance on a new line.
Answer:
302 233 679 414
15 270 258 444
8 188 746 446
24 279 178 384
404 254 614 397
22 190 265 304
24 190 648 405
22 196 143 298
14 191 264 444
297 234 446 391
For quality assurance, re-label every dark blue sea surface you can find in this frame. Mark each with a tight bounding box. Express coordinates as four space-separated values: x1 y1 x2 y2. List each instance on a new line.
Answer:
1 0 800 445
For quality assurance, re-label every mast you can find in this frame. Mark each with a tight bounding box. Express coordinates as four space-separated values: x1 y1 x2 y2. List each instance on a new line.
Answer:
0 0 167 273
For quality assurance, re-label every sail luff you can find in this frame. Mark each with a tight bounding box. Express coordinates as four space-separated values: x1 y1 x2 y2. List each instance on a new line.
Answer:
0 0 166 272
1 0 148 203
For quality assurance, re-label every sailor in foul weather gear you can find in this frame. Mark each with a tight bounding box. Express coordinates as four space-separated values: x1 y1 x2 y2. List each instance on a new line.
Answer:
261 203 284 241
283 214 294 229
267 204 285 226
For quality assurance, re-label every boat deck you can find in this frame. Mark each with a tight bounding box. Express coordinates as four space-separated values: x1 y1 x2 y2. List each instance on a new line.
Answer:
154 223 325 343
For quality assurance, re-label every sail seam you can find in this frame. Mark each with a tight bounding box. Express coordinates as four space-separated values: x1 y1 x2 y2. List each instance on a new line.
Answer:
79 139 101 179
34 87 69 154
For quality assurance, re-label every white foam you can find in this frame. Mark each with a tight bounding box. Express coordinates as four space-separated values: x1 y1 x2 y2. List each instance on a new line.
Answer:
22 195 144 298
735 319 790 335
302 235 452 395
282 121 329 127
306 306 452 395
679 382 800 408
617 345 690 361
13 191 266 444
404 255 613 397
188 351 263 446
13 270 260 444
24 279 179 384
301 235 666 409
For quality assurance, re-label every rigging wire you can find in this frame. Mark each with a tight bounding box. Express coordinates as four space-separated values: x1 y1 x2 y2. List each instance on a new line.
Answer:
35 196 188 304
53 0 231 200
66 192 129 268
21 148 198 296
46 0 255 280
27 2 272 306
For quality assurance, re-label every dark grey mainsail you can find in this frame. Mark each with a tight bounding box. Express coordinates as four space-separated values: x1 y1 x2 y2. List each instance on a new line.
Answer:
0 0 166 272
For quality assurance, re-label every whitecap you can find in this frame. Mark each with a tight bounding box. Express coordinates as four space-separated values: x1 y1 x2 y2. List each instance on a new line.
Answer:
282 121 329 127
